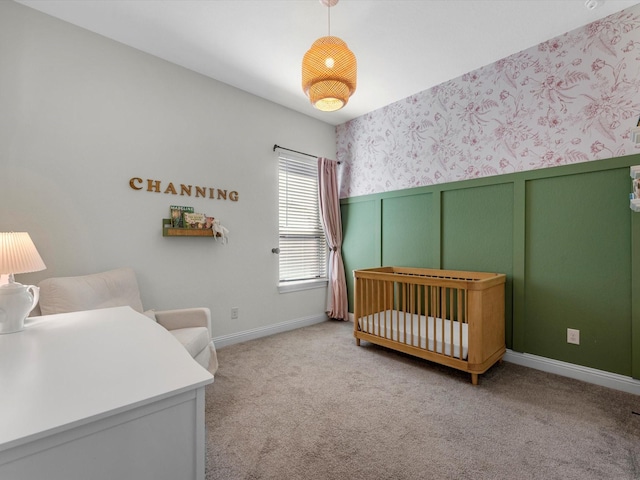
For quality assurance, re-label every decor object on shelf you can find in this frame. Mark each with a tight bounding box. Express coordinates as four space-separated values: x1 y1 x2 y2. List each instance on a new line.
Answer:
210 218 229 243
302 0 356 112
170 205 194 228
0 232 46 334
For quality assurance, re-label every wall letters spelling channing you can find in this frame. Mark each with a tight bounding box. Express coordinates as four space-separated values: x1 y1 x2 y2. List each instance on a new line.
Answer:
129 178 239 202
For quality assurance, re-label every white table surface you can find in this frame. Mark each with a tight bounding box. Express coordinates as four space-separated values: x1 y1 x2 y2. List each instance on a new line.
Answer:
0 306 213 452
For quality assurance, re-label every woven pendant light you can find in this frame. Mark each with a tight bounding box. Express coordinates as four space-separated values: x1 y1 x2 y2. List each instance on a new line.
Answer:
302 0 357 112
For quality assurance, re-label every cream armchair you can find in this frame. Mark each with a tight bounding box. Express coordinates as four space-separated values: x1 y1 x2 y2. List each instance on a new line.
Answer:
32 267 218 374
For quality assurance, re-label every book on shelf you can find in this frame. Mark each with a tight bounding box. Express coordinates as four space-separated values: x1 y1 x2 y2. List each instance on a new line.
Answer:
183 212 207 229
170 205 194 228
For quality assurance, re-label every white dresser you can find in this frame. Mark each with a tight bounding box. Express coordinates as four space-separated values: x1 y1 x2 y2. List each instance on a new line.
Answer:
0 306 213 480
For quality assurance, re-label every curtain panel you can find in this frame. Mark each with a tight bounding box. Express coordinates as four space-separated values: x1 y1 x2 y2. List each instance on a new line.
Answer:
317 157 348 320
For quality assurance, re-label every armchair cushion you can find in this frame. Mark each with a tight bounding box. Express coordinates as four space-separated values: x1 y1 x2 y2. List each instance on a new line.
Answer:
154 307 218 374
38 267 144 316
154 308 210 331
171 327 210 358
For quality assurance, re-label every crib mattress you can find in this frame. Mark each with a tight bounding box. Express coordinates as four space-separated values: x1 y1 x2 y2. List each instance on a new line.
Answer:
357 310 468 360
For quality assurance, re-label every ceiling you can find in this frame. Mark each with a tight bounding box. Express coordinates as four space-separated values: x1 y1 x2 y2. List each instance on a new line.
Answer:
15 0 640 126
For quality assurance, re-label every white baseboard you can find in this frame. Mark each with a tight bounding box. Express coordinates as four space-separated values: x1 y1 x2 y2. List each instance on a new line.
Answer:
504 350 640 395
213 313 328 349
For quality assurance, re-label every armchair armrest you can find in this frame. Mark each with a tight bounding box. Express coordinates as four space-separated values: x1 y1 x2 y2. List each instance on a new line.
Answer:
154 307 212 335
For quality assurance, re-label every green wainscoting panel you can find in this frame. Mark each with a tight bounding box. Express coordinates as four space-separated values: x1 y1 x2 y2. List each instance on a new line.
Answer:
525 168 631 375
441 183 514 348
341 154 640 378
341 200 381 312
381 193 438 268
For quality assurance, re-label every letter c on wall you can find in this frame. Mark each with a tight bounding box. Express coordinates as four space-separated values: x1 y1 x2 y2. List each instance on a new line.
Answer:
129 177 143 190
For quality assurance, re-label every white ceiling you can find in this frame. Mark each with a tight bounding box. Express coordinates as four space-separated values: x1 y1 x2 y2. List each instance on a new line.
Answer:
15 0 640 126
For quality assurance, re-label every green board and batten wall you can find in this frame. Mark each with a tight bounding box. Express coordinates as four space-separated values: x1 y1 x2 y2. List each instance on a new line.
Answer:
340 154 640 379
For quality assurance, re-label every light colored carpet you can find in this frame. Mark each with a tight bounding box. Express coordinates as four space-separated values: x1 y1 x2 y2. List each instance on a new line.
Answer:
205 320 640 480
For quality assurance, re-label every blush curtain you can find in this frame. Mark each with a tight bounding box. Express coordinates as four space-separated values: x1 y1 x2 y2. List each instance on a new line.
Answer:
318 157 348 320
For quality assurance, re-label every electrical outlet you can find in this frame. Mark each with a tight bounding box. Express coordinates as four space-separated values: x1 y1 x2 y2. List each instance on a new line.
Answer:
567 328 580 345
231 307 239 319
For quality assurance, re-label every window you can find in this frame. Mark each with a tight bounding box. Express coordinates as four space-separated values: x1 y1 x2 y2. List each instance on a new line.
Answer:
278 152 327 290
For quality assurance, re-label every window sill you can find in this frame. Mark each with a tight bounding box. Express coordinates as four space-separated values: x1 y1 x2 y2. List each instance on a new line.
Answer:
278 278 328 294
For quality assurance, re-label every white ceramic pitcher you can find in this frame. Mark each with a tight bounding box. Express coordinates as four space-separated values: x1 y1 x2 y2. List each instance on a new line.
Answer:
0 283 40 334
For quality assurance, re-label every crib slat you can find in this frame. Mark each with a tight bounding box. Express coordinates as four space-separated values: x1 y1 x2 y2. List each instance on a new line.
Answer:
394 281 399 342
417 283 422 349
440 286 446 355
375 278 380 338
456 289 460 358
405 281 410 345
403 281 408 345
409 282 415 347
368 278 373 333
458 288 464 360
382 279 387 339
383 281 387 339
404 281 409 345
448 288 451 356
378 279 382 335
447 287 452 357
431 285 437 353
408 282 412 346
362 278 367 332
402 283 409 344
362 278 367 333
378 279 383 338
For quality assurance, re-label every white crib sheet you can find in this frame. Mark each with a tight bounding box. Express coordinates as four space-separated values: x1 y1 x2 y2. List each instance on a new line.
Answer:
358 310 468 360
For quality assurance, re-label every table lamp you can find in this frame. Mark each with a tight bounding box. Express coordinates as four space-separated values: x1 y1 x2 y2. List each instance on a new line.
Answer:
0 232 46 334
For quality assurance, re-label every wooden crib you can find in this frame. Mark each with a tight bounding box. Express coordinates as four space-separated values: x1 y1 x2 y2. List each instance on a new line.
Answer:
353 267 506 385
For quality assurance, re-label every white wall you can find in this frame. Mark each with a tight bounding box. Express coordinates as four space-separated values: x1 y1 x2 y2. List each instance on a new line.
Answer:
0 1 336 339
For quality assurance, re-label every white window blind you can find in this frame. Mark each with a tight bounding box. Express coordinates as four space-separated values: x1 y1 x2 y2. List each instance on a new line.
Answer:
278 153 327 283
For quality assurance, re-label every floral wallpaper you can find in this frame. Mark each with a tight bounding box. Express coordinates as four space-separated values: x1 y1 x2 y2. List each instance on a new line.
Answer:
336 5 640 199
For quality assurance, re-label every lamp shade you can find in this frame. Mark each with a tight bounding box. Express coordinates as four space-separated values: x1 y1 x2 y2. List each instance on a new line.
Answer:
302 36 357 112
0 232 46 275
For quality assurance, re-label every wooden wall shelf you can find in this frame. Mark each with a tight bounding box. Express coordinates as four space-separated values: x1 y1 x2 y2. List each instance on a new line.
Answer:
162 219 221 237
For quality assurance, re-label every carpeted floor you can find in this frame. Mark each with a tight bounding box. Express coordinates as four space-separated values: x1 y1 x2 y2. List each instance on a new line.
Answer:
205 320 640 480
